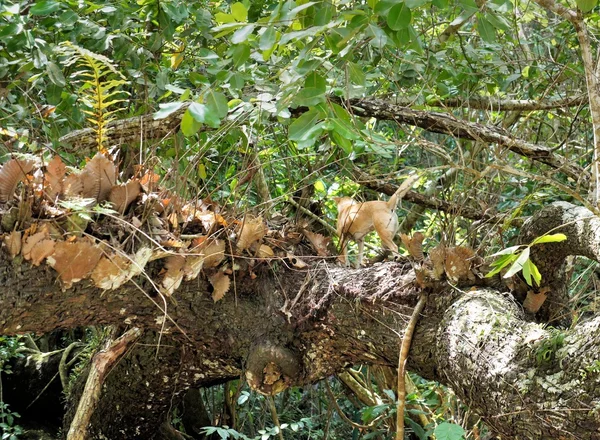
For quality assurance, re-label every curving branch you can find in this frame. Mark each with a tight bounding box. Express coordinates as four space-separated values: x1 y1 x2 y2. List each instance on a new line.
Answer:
344 98 589 184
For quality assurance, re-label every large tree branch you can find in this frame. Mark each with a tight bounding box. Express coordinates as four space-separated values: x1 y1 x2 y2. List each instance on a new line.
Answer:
344 98 589 184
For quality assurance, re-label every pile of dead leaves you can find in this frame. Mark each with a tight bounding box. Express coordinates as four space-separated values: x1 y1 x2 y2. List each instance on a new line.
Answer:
0 153 329 301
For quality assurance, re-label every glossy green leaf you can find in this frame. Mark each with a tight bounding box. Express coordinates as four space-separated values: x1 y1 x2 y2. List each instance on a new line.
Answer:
188 102 220 128
46 62 65 87
434 422 466 440
485 253 518 278
503 247 530 279
153 102 184 119
181 109 202 136
259 26 277 51
347 62 366 86
405 0 430 8
387 3 412 30
30 0 60 15
205 91 229 118
531 233 567 245
231 2 248 22
477 14 496 43
231 24 255 44
232 44 250 68
576 0 598 12
488 245 522 258
289 109 323 145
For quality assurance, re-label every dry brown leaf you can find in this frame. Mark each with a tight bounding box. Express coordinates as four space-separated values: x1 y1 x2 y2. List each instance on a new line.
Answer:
202 239 225 268
29 239 56 265
80 153 117 202
62 174 83 197
108 180 141 214
195 211 218 232
210 271 231 302
429 244 446 280
444 246 475 283
139 170 160 192
160 255 186 297
0 159 35 202
44 155 66 200
400 232 425 262
256 244 274 259
91 247 152 290
286 252 308 268
4 230 21 258
237 216 267 251
91 254 130 290
47 240 103 288
523 288 550 313
22 230 50 260
302 230 331 257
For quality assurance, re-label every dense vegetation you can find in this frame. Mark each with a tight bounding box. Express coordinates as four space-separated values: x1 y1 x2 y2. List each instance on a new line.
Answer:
2 0 600 439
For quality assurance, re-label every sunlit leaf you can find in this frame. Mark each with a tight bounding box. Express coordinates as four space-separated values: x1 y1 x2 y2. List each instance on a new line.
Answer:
531 233 567 245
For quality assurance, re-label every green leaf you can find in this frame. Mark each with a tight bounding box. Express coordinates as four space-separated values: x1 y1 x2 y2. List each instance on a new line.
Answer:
30 0 61 15
231 2 248 22
231 24 255 44
188 102 220 128
522 258 532 286
181 109 202 136
405 0 430 8
485 253 518 278
488 245 522 258
206 91 229 118
523 259 542 287
387 3 412 30
153 102 184 119
289 109 320 141
347 62 366 86
215 12 236 23
46 62 65 87
434 422 466 440
477 14 496 43
503 247 530 279
259 26 277 51
405 416 428 440
232 44 250 68
576 0 598 12
531 233 567 245
295 72 326 106
229 73 245 90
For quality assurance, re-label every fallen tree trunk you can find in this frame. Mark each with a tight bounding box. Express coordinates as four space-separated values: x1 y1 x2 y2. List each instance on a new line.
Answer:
2 203 600 438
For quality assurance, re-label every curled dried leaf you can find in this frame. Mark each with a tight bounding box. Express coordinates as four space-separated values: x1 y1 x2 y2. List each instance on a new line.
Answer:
44 155 66 200
160 255 186 297
444 246 476 283
256 244 274 259
62 174 83 197
302 230 331 257
91 254 130 290
29 239 56 265
200 238 225 268
523 288 550 313
286 252 308 269
429 244 446 280
400 232 425 262
47 240 103 288
22 230 50 261
80 153 117 202
0 159 35 202
237 216 267 251
210 271 231 302
4 230 21 258
109 180 142 214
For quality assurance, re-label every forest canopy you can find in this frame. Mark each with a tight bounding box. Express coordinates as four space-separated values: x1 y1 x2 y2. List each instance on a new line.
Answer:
1 0 600 439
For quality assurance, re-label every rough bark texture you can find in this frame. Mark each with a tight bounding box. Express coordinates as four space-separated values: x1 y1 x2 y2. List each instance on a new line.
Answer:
3 203 600 438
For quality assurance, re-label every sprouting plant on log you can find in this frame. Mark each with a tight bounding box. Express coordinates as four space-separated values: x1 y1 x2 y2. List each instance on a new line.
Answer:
58 42 129 153
486 233 568 287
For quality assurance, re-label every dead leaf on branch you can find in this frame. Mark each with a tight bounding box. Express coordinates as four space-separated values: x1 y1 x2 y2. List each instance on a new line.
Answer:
237 216 267 251
256 244 274 259
47 239 103 288
301 229 331 257
80 153 117 202
43 155 66 200
109 180 141 214
400 232 425 262
160 254 186 297
445 246 476 283
3 230 21 258
210 271 231 302
0 158 35 202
